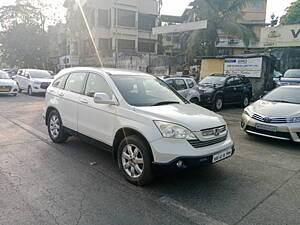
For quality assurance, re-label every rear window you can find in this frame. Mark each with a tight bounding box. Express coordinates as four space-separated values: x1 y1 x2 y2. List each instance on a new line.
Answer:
284 70 300 78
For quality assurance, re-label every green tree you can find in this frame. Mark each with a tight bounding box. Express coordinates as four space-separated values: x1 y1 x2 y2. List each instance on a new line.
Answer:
280 0 300 25
185 0 257 61
0 1 50 68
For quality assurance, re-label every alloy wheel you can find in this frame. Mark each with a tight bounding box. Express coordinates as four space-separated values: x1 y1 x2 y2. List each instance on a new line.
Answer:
49 115 60 139
121 144 144 179
216 98 223 110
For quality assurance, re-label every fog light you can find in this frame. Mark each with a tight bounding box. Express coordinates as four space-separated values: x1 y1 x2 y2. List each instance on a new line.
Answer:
176 160 184 168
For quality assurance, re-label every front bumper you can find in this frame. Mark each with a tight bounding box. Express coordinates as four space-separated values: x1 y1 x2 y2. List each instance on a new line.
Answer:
150 133 234 165
241 113 300 142
153 145 235 171
32 87 47 93
0 88 18 95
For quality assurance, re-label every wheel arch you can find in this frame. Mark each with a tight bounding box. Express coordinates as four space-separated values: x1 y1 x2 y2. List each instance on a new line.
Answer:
45 106 59 125
112 127 154 161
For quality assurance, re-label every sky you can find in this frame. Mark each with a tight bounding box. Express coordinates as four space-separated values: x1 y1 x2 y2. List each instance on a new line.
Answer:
0 0 296 22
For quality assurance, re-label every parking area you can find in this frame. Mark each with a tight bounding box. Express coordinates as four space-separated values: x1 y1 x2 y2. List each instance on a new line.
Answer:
0 93 299 225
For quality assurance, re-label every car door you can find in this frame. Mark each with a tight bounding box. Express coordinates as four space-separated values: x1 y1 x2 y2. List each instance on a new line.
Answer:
77 72 117 145
60 72 88 131
224 77 242 103
23 71 31 90
16 70 25 89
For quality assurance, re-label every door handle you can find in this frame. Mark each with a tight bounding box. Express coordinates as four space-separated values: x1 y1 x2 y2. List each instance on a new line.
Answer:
80 99 88 104
233 87 237 91
58 92 64 97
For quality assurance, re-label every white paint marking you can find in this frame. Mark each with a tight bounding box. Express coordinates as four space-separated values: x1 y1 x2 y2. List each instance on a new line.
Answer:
159 196 228 225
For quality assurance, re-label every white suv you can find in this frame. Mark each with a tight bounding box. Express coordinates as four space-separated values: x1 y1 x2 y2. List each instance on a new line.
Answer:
15 69 53 95
43 68 234 185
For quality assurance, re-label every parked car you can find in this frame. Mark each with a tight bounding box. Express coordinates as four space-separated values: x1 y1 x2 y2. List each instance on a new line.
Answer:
15 69 54 95
242 85 300 142
0 70 19 96
43 68 235 185
162 76 201 104
198 74 253 111
277 69 300 86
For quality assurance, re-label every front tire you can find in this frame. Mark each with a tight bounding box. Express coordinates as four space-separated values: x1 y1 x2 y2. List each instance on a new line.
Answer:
47 110 69 143
117 135 154 186
241 95 250 108
190 97 199 105
28 86 33 96
212 95 223 111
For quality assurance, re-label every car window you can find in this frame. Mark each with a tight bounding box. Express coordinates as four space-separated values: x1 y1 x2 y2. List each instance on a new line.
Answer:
187 79 195 88
234 77 242 85
65 72 87 94
52 74 69 89
165 79 176 89
174 79 187 91
226 77 235 86
84 73 113 98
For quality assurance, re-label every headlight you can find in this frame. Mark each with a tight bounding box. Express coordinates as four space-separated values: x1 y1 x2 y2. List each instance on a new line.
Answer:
154 121 197 140
244 108 253 117
290 117 300 123
204 88 214 94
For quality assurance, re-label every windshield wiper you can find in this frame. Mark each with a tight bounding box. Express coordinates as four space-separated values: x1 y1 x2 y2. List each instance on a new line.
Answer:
153 101 180 106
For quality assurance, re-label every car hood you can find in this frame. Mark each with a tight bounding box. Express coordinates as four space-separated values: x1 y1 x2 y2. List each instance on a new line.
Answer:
31 78 53 83
0 79 16 85
249 100 300 117
280 78 300 85
135 103 226 131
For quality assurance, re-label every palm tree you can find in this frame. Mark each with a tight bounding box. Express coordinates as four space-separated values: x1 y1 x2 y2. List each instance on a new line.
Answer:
185 0 258 61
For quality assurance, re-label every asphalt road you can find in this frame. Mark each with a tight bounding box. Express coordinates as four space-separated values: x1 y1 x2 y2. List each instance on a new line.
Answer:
0 93 299 225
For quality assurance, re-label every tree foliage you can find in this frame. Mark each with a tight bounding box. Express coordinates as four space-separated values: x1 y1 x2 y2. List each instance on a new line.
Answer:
185 0 258 63
280 0 300 25
0 0 51 68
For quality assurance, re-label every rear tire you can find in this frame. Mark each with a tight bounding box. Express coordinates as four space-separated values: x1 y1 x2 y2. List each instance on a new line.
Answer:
47 110 69 143
117 135 154 186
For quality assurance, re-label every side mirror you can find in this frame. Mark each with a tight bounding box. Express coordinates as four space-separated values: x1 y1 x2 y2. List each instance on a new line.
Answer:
25 74 30 79
279 75 282 81
94 93 118 105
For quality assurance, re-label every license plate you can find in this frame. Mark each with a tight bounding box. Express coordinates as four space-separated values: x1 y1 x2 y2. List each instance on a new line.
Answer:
212 148 233 163
0 88 9 92
255 123 277 132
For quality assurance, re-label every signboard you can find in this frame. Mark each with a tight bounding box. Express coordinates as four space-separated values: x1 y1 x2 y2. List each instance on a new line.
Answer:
224 57 263 78
260 24 300 47
152 20 207 35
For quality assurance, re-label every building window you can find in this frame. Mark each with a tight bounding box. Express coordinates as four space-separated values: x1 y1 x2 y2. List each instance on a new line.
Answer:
138 13 156 31
83 40 93 56
138 39 156 53
88 9 95 28
117 9 136 27
98 9 110 28
98 38 112 52
117 39 135 52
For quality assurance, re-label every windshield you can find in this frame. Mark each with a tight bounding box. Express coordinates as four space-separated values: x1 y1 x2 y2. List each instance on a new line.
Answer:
200 76 226 85
273 71 282 78
263 87 300 104
0 71 10 79
111 75 187 107
29 70 52 79
284 70 300 78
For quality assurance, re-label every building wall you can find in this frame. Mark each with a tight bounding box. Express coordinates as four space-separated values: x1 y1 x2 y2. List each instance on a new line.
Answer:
200 59 224 78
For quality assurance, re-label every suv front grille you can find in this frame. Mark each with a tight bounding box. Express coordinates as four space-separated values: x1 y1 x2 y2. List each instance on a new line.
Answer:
0 85 12 92
252 114 288 124
188 134 228 148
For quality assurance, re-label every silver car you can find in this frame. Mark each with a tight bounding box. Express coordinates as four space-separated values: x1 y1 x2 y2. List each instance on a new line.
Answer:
163 76 201 104
242 86 300 142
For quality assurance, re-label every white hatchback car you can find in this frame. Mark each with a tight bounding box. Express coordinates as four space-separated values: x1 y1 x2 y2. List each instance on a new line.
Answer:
43 68 235 185
0 70 19 96
15 69 53 95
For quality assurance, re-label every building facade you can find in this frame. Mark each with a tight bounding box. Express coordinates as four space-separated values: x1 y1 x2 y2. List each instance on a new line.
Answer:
64 0 160 69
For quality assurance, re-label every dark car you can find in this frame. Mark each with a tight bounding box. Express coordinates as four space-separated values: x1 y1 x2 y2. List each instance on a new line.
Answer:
198 74 252 111
277 69 300 86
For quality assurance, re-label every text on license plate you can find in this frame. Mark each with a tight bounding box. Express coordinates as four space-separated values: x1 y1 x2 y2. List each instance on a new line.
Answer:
212 148 233 163
255 124 277 132
0 88 9 92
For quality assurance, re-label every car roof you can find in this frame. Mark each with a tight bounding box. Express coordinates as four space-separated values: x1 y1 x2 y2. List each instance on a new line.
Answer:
57 67 153 77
